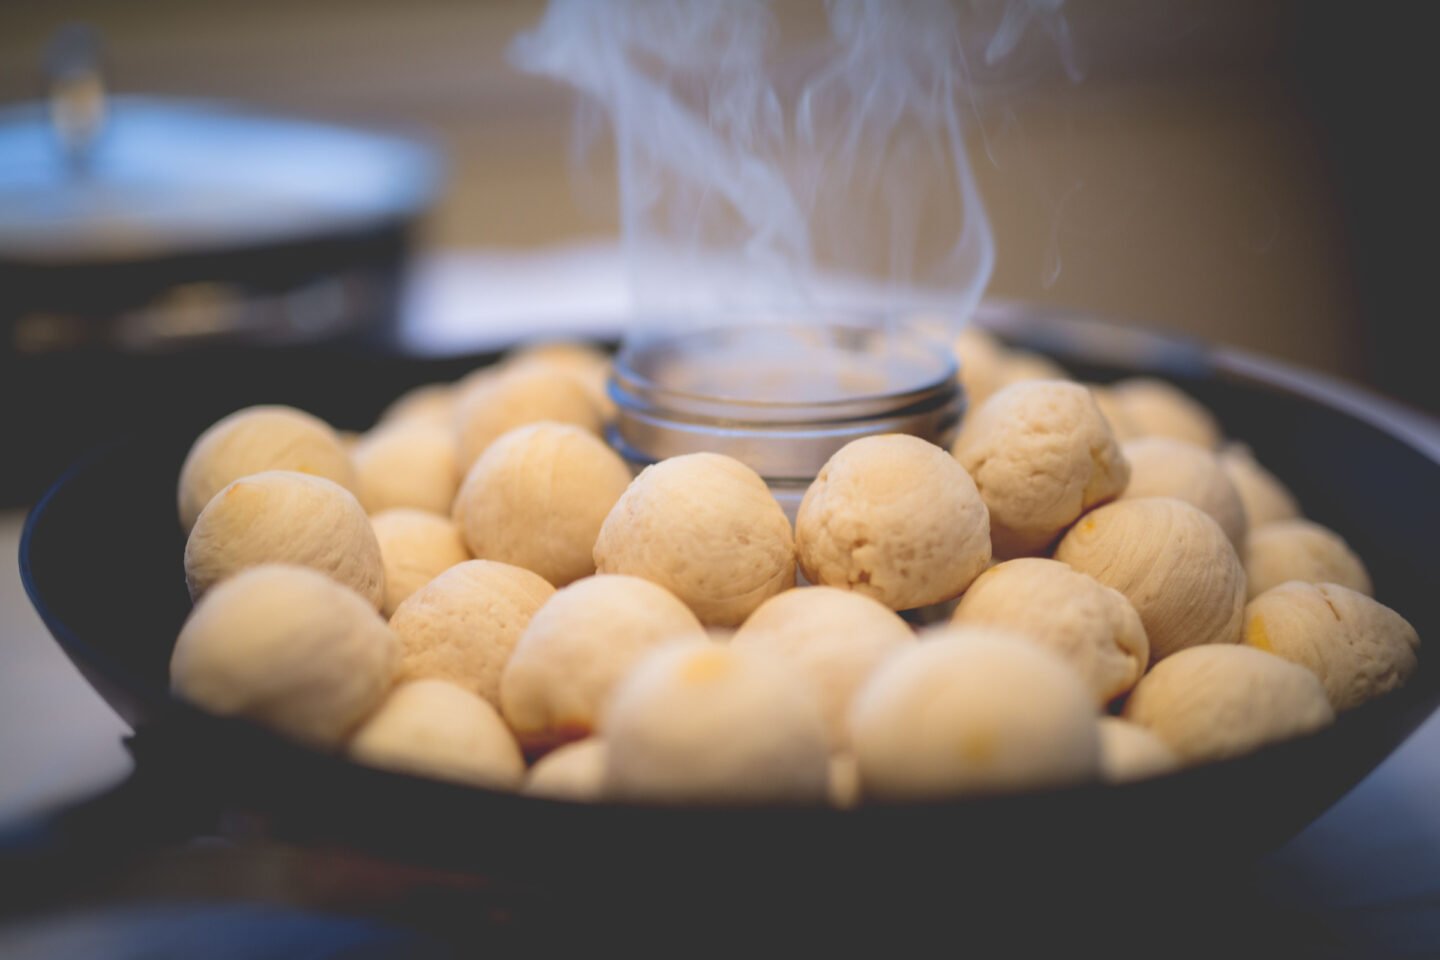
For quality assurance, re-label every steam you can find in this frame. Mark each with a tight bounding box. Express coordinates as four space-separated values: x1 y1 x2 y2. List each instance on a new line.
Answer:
511 0 1071 325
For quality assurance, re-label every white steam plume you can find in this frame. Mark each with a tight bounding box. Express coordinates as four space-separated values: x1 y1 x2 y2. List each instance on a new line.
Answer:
511 0 1071 325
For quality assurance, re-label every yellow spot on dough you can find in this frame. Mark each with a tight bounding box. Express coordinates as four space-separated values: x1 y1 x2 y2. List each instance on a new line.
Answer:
681 649 733 685
1246 616 1272 652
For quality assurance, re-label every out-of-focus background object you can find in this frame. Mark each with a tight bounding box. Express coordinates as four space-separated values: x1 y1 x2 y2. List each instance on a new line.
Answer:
3 0 1429 409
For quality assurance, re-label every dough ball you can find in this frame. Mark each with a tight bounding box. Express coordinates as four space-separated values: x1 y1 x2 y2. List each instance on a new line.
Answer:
850 627 1100 800
454 364 602 471
953 326 1009 408
351 423 460 516
1244 519 1371 600
1107 378 1223 450
594 452 795 627
349 679 524 789
797 434 991 610
951 558 1148 705
731 586 916 748
185 471 385 608
500 574 708 751
952 327 1066 408
389 559 555 707
1244 581 1419 711
170 564 398 747
953 380 1129 558
506 340 615 420
1097 717 1179 783
1088 386 1140 442
454 422 632 587
1220 445 1302 529
1119 438 1248 550
370 509 470 617
995 350 1067 389
524 738 609 801
602 645 830 804
1124 645 1334 763
1054 498 1246 661
177 405 355 532
378 383 455 431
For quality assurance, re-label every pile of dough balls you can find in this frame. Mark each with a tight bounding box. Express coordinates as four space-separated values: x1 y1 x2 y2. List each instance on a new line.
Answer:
167 330 1420 805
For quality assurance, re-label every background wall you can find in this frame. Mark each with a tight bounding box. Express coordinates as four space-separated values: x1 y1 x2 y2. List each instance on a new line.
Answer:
1 0 1430 410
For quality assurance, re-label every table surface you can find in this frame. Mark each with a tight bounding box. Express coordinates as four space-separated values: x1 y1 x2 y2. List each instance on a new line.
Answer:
3 246 1440 956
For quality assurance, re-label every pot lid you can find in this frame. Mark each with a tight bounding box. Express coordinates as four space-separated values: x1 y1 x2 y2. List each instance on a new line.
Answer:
0 90 439 264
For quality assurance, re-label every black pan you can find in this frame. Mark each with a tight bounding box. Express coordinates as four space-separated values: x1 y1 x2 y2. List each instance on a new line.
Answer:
12 313 1440 944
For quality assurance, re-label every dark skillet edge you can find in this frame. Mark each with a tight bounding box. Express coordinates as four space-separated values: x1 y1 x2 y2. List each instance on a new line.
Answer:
12 313 1440 879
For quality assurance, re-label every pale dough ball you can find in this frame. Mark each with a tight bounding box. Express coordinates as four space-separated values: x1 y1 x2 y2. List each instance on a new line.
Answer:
951 558 1148 705
1119 438 1248 550
177 405 355 532
389 559 555 707
185 471 385 608
1054 497 1246 661
797 434 991 610
731 586 916 748
170 564 398 747
454 364 602 470
602 645 830 804
1220 445 1301 528
454 422 633 587
1124 645 1334 763
995 350 1067 389
1097 717 1179 783
952 327 1066 408
1244 581 1419 711
1088 385 1140 442
378 383 455 431
1244 519 1371 600
500 574 708 751
953 380 1129 558
594 452 795 627
370 509 470 617
349 679 525 789
850 627 1100 800
351 423 460 516
506 340 615 420
953 326 1009 408
524 738 609 801
1108 378 1223 450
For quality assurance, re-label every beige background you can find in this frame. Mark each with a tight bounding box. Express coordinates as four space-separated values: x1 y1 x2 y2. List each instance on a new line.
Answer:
1 0 1376 384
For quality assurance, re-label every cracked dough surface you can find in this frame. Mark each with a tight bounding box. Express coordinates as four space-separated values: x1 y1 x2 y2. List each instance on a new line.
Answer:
454 422 633 587
389 559 555 707
952 558 1148 705
1054 497 1246 661
798 434 991 609
953 380 1129 558
1244 580 1419 711
184 470 385 609
1119 437 1248 550
177 405 355 533
594 452 795 627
